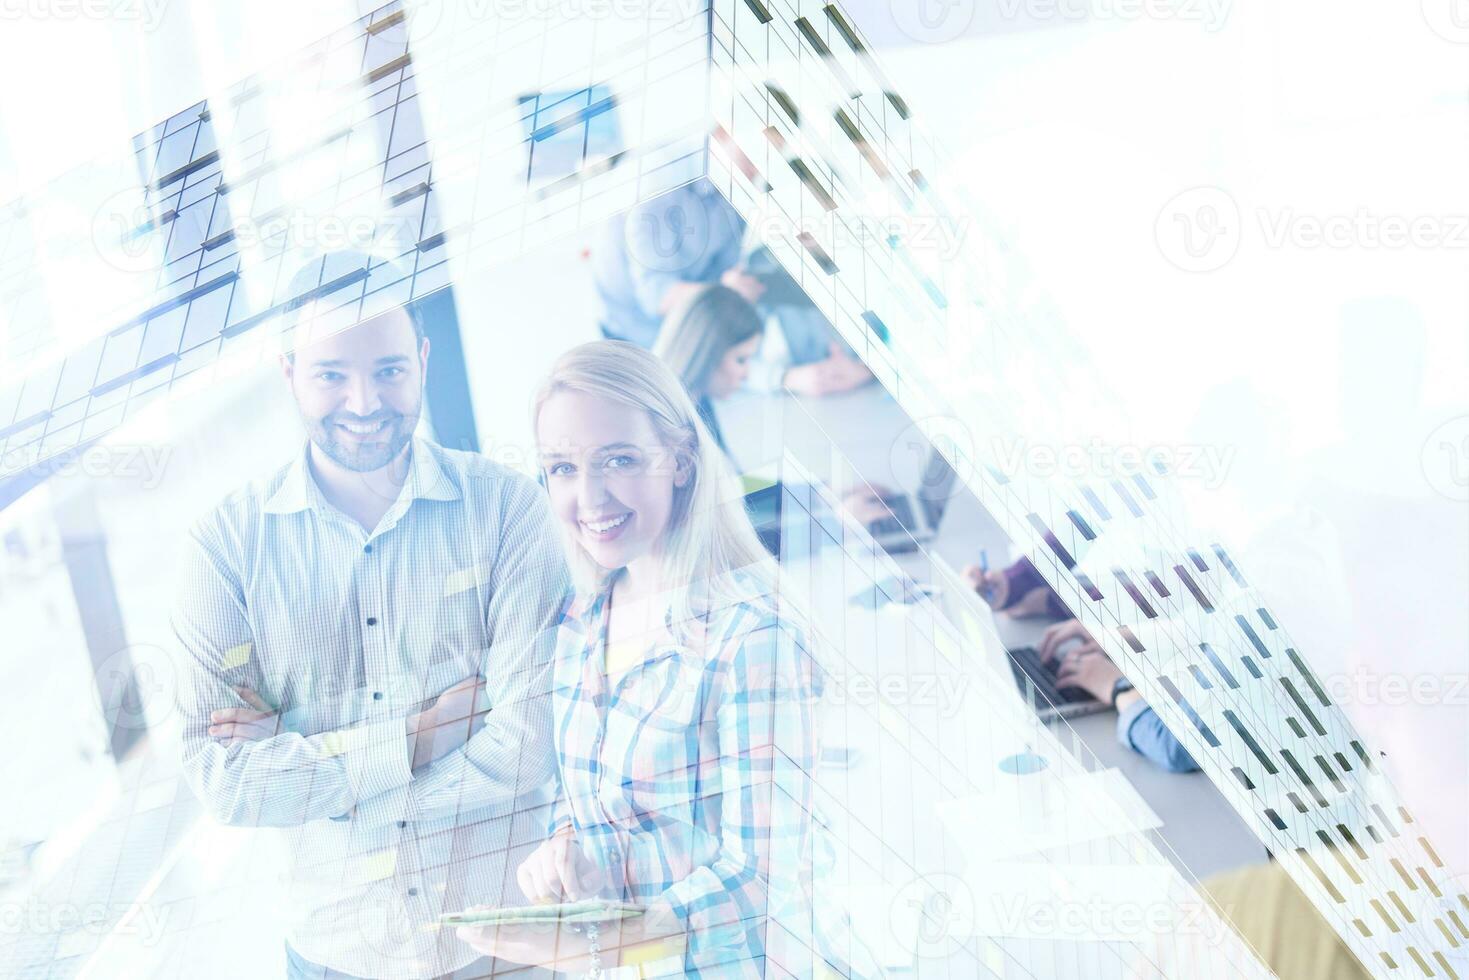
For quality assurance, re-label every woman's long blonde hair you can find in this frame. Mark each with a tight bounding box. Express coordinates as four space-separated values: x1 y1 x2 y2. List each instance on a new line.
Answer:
533 340 776 633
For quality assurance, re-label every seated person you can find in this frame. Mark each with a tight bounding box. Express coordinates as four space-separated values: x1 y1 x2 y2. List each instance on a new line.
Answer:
966 559 1200 774
653 283 763 457
459 341 875 977
749 303 874 398
738 252 873 398
593 181 764 349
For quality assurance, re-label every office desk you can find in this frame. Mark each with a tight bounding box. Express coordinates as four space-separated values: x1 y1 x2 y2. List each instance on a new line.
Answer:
716 384 1266 883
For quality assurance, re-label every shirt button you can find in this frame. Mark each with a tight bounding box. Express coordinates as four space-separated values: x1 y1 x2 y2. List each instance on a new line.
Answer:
364 544 373 554
407 887 419 897
372 691 383 701
366 617 378 626
396 820 407 829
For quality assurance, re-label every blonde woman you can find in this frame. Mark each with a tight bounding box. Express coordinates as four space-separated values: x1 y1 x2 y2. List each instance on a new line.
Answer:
457 341 864 977
653 283 764 456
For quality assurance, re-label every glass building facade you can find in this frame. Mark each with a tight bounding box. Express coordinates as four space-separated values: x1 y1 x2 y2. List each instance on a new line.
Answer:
0 2 1463 978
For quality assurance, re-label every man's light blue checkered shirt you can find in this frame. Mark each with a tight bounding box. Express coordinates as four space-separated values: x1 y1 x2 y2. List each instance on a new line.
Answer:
172 437 569 978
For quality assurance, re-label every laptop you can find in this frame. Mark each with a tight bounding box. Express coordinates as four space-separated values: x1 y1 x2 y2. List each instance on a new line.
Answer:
864 446 958 554
928 555 1109 723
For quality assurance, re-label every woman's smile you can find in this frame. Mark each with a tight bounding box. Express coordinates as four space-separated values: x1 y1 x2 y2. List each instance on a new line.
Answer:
580 510 634 540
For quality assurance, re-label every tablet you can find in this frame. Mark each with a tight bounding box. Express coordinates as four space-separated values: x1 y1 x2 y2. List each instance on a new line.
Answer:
440 899 645 928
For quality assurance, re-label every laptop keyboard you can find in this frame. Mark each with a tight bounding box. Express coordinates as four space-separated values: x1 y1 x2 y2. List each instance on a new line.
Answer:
1008 646 1096 711
868 494 917 538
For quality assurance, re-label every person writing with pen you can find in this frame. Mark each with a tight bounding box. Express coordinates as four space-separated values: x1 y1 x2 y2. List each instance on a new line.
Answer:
964 554 1201 774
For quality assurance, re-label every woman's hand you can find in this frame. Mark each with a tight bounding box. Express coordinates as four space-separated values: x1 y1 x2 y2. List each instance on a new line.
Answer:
516 827 601 905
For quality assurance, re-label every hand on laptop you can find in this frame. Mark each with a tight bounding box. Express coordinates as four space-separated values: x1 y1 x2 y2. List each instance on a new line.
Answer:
1037 619 1102 664
1042 619 1141 709
1053 648 1124 705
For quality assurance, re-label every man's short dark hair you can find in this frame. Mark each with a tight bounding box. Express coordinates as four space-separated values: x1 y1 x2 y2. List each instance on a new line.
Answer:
279 250 426 359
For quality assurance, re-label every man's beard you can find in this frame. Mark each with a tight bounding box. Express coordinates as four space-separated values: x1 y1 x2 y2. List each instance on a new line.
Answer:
307 410 417 472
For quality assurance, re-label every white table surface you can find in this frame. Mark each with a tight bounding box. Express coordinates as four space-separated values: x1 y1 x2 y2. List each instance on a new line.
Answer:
716 382 1266 885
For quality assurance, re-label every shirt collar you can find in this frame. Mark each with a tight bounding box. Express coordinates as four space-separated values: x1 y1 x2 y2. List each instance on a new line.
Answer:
262 437 461 517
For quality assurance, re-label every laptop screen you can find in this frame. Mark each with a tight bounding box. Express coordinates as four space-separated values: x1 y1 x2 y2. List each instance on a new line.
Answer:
915 446 958 532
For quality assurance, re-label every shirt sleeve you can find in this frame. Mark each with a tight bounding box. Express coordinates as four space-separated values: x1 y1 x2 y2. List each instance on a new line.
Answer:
625 197 695 320
744 313 792 395
174 524 414 828
355 477 569 827
625 189 742 319
1117 701 1201 773
547 787 573 837
657 619 818 964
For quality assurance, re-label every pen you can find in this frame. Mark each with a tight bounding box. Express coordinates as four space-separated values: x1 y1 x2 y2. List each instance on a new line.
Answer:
978 549 994 600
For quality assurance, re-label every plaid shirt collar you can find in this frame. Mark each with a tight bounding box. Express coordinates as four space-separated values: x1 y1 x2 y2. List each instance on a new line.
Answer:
262 436 460 523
